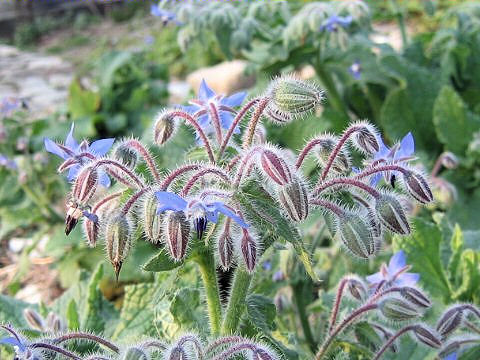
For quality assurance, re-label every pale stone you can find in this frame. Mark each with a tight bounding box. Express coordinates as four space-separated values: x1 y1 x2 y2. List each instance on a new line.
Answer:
0 44 19 57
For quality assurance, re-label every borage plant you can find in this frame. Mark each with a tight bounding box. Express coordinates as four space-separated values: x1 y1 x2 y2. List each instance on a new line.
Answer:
4 76 434 359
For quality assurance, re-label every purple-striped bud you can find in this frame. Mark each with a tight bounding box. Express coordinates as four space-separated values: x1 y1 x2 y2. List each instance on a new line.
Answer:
413 325 442 348
338 214 376 259
375 194 411 235
23 309 45 331
441 152 459 169
351 122 379 154
400 287 431 308
154 111 176 146
72 166 98 206
241 229 257 272
346 277 368 301
264 105 292 124
169 346 187 360
379 296 422 321
217 226 234 270
403 171 433 204
164 211 190 261
143 193 163 244
84 218 99 247
113 143 138 169
278 179 309 222
253 348 276 360
260 149 292 186
436 306 464 338
105 212 131 281
315 137 351 174
65 202 84 235
46 312 65 333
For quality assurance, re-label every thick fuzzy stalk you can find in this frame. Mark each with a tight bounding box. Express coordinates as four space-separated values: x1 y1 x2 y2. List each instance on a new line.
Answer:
209 102 223 144
123 139 161 181
328 277 349 334
121 187 150 215
373 325 415 360
93 159 145 188
354 164 409 180
30 343 81 359
53 332 119 353
296 138 325 169
181 168 231 196
314 177 380 198
160 163 202 190
242 98 270 149
221 269 252 334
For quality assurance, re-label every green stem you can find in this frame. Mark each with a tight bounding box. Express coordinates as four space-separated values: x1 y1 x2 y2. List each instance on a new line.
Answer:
194 252 222 335
292 282 317 353
221 269 252 334
20 183 62 222
391 0 407 47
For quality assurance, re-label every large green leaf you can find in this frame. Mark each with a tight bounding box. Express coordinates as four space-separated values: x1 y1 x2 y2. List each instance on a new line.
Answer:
68 79 100 119
143 250 184 272
170 288 205 332
234 179 317 280
0 295 34 328
246 294 277 333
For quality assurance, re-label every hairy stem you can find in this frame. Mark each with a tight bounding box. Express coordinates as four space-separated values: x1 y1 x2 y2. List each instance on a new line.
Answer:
296 138 325 169
181 167 231 196
209 103 223 145
122 187 150 215
31 343 81 359
222 269 252 334
314 177 380 198
242 98 270 149
53 332 119 353
373 325 414 360
94 159 145 188
160 163 202 190
124 139 161 181
354 164 409 180
310 199 345 216
328 278 349 334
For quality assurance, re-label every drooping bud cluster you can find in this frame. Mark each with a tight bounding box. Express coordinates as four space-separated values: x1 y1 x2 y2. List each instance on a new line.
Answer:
153 110 177 146
104 212 132 280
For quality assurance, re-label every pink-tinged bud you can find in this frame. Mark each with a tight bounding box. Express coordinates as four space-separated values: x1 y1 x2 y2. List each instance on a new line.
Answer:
260 149 292 186
403 171 433 204
241 229 257 272
365 207 382 238
351 122 379 154
154 110 176 146
441 152 459 169
113 143 138 169
105 212 131 281
169 346 187 360
253 124 267 145
58 157 79 173
84 218 99 247
23 309 45 331
436 306 463 338
65 202 84 235
315 136 350 174
400 287 431 308
164 211 190 261
431 178 457 209
278 179 309 222
217 226 234 270
379 296 422 321
413 325 442 348
264 105 292 124
72 166 98 206
143 193 163 244
346 277 368 301
338 214 376 259
253 348 276 360
375 193 411 235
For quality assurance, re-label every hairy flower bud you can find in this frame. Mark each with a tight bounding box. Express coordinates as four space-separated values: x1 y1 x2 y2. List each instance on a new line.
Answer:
121 347 148 360
403 171 433 204
241 229 257 272
83 217 99 248
438 340 460 359
23 309 45 331
278 179 309 222
352 123 379 154
338 214 376 259
436 306 463 338
260 149 292 186
315 137 350 174
266 76 323 120
253 124 267 145
217 227 234 270
105 212 131 280
113 143 138 169
169 346 187 360
346 277 368 301
253 348 276 360
264 105 292 124
164 211 190 261
65 201 84 236
143 193 163 244
154 111 176 146
379 296 421 321
72 166 98 205
375 193 410 235
46 312 65 333
431 178 457 209
400 287 431 308
413 325 442 348
441 152 459 169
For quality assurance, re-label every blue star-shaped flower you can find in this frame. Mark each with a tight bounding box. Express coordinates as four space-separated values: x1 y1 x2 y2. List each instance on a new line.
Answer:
366 250 419 288
183 79 247 142
155 191 248 239
44 123 114 187
151 4 182 25
349 61 361 80
320 15 353 32
0 326 28 354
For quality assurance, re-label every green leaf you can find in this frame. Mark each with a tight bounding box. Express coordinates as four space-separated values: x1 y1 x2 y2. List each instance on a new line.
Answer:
0 295 34 327
143 250 184 272
451 249 480 302
68 78 100 119
246 294 276 332
66 299 80 330
170 288 205 331
393 218 451 299
234 179 317 281
447 224 464 285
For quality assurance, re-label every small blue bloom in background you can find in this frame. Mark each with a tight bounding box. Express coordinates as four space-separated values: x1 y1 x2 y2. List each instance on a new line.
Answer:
151 4 182 25
272 270 285 282
44 123 114 187
320 14 352 32
262 261 272 271
366 250 419 288
155 191 248 238
349 61 361 80
144 35 155 45
0 97 21 117
444 352 457 360
183 79 247 142
0 154 17 170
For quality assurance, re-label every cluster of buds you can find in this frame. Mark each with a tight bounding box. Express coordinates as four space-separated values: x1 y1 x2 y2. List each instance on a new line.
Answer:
0 327 279 360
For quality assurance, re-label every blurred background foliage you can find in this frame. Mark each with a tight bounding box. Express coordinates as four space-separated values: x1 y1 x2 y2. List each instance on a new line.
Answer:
1 1 480 359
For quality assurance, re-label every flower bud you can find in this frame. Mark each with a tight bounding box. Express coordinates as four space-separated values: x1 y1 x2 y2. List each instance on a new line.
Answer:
169 346 187 360
164 211 190 261
143 193 163 244
413 325 442 348
346 277 368 301
46 312 65 333
267 76 324 119
105 212 131 280
260 149 292 186
436 306 463 338
441 152 459 169
264 105 292 124
241 229 257 272
253 348 276 360
315 137 350 174
154 111 176 146
403 171 433 204
352 123 379 154
113 143 138 169
400 287 431 308
253 124 267 145
65 201 84 236
121 347 148 360
278 179 309 222
431 178 457 209
338 214 376 259
438 340 460 359
72 166 98 206
217 226 234 270
379 296 421 321
23 309 45 331
83 218 99 248
375 194 410 235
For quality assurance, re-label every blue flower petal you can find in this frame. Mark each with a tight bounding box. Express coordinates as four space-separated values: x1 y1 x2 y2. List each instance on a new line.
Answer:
388 250 406 273
0 336 26 351
211 202 249 228
444 352 457 360
151 4 161 17
98 171 111 188
89 138 114 156
44 138 69 160
397 132 415 158
337 15 353 27
198 79 215 101
65 123 79 151
395 273 420 287
219 111 234 130
222 92 246 107
155 191 188 214
182 104 201 114
67 165 81 181
366 272 384 285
